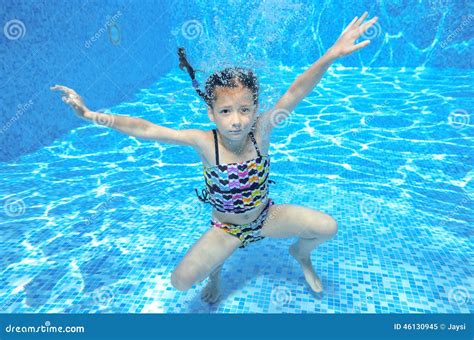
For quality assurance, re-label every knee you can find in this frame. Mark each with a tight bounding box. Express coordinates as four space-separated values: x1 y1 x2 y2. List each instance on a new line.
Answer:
170 270 193 291
310 214 338 240
323 215 338 239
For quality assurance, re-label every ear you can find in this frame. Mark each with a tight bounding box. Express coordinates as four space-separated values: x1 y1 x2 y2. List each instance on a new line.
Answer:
207 106 215 122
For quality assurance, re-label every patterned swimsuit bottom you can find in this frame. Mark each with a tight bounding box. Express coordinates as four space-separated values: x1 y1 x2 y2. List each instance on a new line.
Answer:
210 197 275 249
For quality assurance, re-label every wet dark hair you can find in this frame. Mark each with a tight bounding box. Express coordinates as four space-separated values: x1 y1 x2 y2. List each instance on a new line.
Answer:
204 68 259 108
178 47 259 108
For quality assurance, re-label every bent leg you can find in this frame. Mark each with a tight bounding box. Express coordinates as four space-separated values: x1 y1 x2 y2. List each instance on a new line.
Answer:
171 226 242 291
260 203 338 292
261 203 338 240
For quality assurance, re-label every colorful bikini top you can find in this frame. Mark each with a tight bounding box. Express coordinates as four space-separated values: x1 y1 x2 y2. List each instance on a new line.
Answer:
195 129 276 214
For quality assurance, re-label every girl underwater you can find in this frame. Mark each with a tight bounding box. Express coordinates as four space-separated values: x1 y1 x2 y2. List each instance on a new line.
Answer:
51 12 379 304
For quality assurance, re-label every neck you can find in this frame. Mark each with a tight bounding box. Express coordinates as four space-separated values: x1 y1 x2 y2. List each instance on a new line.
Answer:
217 130 249 154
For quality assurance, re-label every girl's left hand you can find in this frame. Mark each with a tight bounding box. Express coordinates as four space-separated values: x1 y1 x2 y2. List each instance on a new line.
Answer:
329 11 379 59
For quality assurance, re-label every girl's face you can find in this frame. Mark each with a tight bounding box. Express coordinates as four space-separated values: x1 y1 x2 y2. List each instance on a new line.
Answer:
207 85 258 140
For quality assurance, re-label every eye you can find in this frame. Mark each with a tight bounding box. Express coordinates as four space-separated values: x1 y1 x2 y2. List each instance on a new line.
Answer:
220 109 229 114
241 108 250 113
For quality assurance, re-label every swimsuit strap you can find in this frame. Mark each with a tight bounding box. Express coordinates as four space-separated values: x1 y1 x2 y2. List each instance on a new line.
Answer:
212 129 219 165
249 131 262 157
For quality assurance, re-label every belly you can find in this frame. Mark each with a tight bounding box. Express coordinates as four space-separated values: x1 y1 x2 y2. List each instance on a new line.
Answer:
212 198 268 225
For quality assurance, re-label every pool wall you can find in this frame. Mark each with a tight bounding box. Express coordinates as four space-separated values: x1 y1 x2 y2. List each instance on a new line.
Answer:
1 0 472 162
1 0 175 162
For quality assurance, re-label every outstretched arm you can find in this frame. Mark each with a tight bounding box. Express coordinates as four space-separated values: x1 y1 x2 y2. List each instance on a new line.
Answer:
50 85 204 147
258 11 379 135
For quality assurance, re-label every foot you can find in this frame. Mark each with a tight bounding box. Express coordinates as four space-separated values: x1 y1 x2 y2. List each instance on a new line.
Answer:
201 278 221 304
289 243 323 293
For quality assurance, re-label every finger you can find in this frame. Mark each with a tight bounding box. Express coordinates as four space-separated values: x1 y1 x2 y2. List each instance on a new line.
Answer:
355 11 369 27
342 16 359 34
52 86 75 97
50 85 70 92
358 17 379 36
54 85 78 97
348 16 359 29
352 40 371 53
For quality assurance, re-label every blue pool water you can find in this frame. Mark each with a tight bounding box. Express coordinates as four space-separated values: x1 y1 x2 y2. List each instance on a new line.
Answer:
1 65 472 313
1 0 473 315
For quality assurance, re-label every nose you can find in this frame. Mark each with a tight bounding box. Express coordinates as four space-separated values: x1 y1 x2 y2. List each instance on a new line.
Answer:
231 112 242 129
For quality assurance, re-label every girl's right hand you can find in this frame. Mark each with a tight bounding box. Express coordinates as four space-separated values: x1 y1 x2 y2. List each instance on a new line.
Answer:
50 85 90 119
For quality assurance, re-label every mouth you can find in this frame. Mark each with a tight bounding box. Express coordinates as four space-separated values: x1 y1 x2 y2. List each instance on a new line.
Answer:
229 130 242 134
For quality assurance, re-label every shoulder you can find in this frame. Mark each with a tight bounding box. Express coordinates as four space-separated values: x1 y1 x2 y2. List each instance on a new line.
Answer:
178 129 213 149
253 115 271 155
182 129 216 165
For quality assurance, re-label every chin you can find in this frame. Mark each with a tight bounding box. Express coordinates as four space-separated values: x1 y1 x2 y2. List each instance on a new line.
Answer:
228 130 246 138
